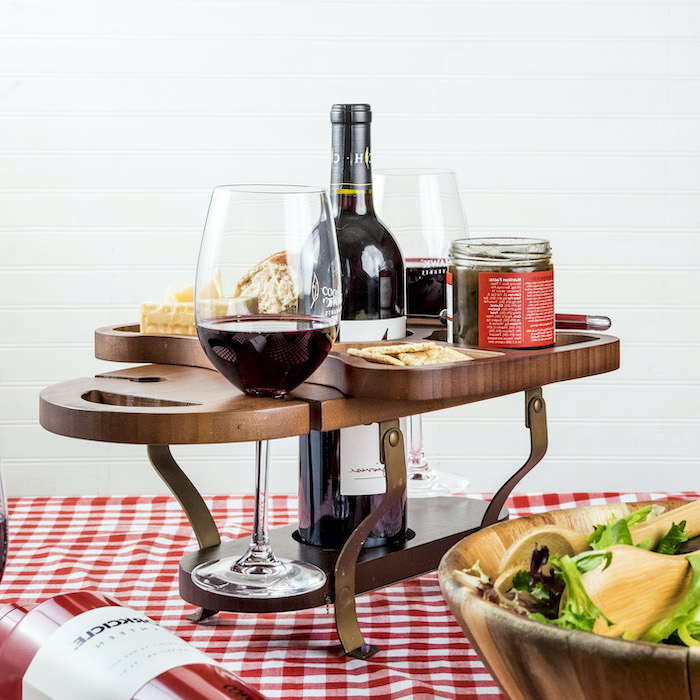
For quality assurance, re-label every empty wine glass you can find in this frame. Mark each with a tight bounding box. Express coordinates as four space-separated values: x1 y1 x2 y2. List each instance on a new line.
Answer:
191 184 341 597
374 168 469 497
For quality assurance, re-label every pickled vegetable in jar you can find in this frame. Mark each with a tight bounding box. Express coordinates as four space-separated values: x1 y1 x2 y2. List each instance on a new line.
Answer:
447 237 554 348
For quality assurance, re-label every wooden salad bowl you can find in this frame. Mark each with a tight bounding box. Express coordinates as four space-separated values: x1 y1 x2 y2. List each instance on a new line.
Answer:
438 500 700 700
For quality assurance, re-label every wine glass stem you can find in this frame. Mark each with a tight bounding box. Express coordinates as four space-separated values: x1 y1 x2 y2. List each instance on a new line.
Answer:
242 440 277 565
407 414 436 478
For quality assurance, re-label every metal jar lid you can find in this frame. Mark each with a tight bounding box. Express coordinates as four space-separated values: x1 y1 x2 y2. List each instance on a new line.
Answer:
450 237 552 267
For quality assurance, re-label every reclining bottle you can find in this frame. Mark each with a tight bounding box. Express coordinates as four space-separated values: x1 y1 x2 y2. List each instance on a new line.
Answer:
0 590 268 699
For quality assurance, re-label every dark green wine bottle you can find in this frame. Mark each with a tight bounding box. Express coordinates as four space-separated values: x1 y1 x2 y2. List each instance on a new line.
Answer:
297 104 407 549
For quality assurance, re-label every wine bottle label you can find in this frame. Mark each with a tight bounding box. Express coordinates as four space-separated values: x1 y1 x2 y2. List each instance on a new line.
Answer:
338 316 406 342
338 310 405 497
339 424 385 496
23 606 218 700
331 145 372 192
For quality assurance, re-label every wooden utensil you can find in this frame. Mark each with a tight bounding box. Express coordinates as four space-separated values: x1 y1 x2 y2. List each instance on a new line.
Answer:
497 526 589 575
496 499 700 577
581 545 693 640
631 499 700 550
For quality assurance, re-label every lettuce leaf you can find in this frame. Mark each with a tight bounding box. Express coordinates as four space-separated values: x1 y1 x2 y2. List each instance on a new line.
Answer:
512 569 531 590
512 568 554 602
586 506 652 550
505 546 565 618
656 521 689 555
530 551 612 632
677 619 700 646
642 553 700 644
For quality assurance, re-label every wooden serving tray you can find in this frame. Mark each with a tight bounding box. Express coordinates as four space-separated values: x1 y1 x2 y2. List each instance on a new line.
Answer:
95 323 620 402
315 333 618 401
95 324 213 370
93 321 445 371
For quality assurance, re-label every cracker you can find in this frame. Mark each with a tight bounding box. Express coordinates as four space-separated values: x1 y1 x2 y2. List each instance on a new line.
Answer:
397 351 433 366
431 346 474 363
399 346 473 366
347 348 405 366
363 342 435 356
348 342 473 367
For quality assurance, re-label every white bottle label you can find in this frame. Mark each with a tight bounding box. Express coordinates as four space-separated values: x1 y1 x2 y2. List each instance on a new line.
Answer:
340 424 385 496
338 314 406 496
339 316 406 342
23 605 219 700
340 419 408 496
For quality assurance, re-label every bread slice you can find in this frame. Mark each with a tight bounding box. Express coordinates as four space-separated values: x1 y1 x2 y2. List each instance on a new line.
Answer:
234 251 296 314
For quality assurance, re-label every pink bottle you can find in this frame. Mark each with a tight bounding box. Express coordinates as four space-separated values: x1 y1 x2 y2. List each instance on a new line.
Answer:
0 590 268 699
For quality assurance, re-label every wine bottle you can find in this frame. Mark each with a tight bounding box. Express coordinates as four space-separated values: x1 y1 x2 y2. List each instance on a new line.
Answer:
297 104 408 549
0 590 268 700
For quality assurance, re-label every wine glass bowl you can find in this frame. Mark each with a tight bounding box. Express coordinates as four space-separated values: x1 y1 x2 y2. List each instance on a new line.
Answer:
197 312 337 398
191 184 341 598
374 168 470 497
195 184 340 399
373 168 467 319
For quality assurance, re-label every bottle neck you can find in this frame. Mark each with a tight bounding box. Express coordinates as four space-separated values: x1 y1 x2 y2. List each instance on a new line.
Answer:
330 122 374 216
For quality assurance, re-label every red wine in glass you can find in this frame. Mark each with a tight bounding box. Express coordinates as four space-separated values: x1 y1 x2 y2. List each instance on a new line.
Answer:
197 314 337 397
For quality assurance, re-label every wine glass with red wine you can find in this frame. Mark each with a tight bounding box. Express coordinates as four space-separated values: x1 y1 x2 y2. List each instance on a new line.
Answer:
374 168 470 497
191 184 341 598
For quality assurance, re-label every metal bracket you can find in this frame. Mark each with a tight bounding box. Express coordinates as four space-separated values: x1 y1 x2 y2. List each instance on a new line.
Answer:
480 387 548 528
147 445 221 549
333 419 407 659
146 445 221 623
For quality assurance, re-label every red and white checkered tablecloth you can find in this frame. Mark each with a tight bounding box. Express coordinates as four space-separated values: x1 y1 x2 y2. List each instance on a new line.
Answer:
3 492 697 699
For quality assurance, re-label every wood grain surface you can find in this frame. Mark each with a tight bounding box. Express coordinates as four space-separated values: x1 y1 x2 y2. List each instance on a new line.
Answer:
94 324 620 402
95 324 213 369
438 500 695 700
313 332 619 401
42 328 620 442
39 364 309 444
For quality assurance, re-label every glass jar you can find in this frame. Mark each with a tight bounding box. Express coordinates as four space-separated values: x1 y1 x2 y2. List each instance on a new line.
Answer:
447 237 554 348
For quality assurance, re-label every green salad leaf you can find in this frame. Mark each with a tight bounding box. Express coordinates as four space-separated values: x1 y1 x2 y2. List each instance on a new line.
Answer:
678 619 700 646
512 568 551 602
642 553 700 644
511 569 531 590
530 551 613 632
656 520 689 555
586 506 653 550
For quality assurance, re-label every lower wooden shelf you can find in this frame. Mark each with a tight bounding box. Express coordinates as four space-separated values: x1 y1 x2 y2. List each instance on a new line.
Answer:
178 496 505 614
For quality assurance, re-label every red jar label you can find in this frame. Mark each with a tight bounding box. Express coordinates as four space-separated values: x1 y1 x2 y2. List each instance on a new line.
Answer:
478 270 554 347
446 271 454 343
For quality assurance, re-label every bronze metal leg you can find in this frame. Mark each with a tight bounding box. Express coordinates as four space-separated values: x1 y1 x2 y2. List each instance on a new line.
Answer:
333 419 407 659
146 445 222 622
480 388 548 528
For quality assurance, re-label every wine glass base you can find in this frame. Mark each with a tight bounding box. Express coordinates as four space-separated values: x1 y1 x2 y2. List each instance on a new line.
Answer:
191 556 327 598
407 470 469 498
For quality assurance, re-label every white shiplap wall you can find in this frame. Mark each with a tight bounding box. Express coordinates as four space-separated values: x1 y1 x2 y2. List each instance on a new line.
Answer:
2 1 699 496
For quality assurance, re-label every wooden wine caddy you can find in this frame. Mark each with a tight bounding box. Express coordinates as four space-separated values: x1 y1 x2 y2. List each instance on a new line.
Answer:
39 321 620 659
